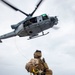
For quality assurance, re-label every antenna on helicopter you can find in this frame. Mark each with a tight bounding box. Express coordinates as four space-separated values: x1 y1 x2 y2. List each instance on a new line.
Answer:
1 0 44 17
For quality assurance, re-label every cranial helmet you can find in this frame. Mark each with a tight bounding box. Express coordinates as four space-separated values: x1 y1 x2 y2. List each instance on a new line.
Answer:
34 50 42 58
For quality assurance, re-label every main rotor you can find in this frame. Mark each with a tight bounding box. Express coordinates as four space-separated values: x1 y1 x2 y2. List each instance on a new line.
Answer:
1 0 44 17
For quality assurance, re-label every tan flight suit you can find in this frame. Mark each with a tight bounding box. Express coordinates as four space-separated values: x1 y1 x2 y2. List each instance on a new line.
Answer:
25 50 52 75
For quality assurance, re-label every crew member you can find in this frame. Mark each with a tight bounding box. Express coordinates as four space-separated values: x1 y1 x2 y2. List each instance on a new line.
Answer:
25 50 52 75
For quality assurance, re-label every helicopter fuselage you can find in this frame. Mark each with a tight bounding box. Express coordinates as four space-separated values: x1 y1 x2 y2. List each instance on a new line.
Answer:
0 14 58 42
15 14 58 38
0 0 58 42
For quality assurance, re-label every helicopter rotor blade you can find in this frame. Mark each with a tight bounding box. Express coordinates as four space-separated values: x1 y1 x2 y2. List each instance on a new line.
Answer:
30 0 44 16
1 0 29 16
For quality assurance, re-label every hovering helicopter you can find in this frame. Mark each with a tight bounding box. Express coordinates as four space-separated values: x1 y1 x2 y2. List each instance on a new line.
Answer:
0 0 58 43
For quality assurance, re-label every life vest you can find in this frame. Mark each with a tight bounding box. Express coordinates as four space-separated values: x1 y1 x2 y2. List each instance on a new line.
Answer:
25 58 47 73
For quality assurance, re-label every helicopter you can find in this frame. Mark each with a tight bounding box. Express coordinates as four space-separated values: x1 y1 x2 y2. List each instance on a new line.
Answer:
0 0 58 43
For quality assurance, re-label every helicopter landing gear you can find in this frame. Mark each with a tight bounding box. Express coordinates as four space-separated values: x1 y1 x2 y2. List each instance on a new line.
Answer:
28 32 49 40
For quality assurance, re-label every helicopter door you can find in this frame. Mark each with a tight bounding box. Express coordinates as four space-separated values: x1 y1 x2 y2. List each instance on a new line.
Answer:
33 16 44 33
36 15 50 33
37 16 43 23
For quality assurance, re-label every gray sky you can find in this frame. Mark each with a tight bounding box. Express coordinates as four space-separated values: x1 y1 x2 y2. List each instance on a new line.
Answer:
0 0 75 75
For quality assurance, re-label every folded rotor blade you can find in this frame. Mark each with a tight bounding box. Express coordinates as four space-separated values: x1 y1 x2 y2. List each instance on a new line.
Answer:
31 0 44 16
1 0 29 16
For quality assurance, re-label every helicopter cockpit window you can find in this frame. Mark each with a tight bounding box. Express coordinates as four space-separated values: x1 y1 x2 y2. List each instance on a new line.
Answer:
42 14 49 20
29 17 37 23
23 17 37 27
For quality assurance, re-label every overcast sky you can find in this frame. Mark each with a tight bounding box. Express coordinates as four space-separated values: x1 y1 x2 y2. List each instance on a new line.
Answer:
0 0 75 75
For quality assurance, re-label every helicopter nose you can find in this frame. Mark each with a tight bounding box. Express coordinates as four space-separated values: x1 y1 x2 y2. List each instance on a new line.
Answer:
54 16 58 25
50 16 58 25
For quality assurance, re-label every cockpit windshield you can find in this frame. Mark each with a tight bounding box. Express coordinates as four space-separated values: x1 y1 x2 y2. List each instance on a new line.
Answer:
42 14 49 20
23 17 37 27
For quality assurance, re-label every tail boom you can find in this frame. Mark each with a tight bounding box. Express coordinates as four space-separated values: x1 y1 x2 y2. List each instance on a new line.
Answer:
0 31 16 43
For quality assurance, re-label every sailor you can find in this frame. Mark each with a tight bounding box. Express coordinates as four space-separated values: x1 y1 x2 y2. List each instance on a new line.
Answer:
25 50 52 75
